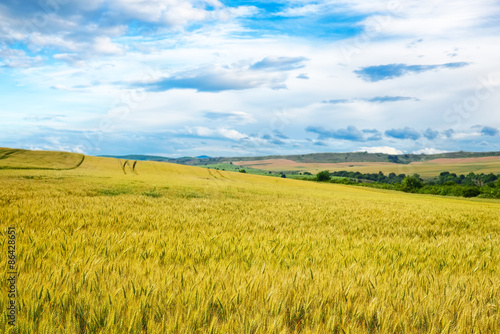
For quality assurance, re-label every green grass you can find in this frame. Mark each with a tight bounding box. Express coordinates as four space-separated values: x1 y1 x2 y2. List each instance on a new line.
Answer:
203 163 278 176
202 163 326 180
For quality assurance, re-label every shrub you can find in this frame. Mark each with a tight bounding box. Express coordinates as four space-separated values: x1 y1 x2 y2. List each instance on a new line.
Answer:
401 175 424 192
316 170 331 182
463 187 480 198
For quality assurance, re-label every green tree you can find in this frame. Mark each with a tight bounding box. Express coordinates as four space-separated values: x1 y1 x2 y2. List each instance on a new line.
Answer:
316 170 331 182
401 174 424 192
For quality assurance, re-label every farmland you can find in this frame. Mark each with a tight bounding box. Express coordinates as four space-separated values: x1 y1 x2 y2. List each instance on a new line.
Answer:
232 156 500 179
0 148 84 170
1 149 499 333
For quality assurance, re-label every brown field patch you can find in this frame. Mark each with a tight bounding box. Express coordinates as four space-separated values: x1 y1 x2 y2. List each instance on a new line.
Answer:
412 156 500 165
233 157 500 178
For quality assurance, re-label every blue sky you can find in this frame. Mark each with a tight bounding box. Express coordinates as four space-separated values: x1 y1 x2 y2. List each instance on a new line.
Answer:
1 0 500 157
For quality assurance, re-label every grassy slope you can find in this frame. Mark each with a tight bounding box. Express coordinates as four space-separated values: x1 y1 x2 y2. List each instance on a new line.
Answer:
0 150 499 333
0 147 84 170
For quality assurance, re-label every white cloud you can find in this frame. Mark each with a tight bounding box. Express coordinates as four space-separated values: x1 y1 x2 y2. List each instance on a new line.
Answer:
108 0 254 27
94 37 125 55
186 126 248 141
28 33 79 52
53 53 86 66
50 84 89 92
412 148 450 155
218 128 247 140
275 4 321 17
358 146 403 154
203 111 256 124
0 48 43 68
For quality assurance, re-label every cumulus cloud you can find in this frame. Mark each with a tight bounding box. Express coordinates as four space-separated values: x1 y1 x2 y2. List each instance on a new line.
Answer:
93 37 125 55
480 126 499 136
0 0 255 66
203 111 256 124
358 146 403 155
413 148 450 154
443 129 455 138
423 128 439 140
354 62 470 82
139 60 299 92
275 4 321 17
385 127 420 140
0 49 43 68
362 129 382 141
306 126 381 142
105 0 258 27
183 126 248 141
250 57 308 71
270 138 286 145
273 130 289 139
52 53 85 66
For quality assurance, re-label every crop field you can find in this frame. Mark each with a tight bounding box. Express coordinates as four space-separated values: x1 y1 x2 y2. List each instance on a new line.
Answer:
0 148 84 170
1 150 499 333
233 157 500 178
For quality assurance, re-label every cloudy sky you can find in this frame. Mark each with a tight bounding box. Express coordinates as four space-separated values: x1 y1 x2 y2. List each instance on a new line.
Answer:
1 0 500 157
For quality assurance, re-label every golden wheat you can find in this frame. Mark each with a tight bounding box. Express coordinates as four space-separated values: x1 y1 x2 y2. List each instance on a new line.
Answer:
0 153 499 333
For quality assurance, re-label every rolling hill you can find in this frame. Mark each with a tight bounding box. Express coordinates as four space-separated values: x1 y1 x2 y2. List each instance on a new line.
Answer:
0 147 84 170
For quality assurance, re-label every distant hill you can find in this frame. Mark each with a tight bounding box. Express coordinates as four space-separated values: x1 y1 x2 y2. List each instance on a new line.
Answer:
99 154 171 162
103 151 500 166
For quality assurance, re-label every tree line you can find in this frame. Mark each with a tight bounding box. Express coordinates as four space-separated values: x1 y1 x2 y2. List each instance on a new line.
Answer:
310 170 500 199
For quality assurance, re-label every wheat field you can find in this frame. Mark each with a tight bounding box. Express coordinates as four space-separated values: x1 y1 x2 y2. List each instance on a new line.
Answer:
1 152 499 333
233 157 500 178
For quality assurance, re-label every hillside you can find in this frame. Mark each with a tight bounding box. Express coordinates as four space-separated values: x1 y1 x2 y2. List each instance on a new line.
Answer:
99 154 172 162
0 147 84 169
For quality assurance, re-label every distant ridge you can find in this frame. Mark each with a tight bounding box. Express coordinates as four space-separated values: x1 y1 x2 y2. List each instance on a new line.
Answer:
101 151 500 166
99 154 171 161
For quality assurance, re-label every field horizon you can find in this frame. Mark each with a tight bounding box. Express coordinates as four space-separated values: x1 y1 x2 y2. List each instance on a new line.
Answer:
1 147 499 333
57 147 500 179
